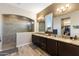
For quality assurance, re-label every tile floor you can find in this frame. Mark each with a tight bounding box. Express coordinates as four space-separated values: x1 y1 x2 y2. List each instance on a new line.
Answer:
8 44 49 56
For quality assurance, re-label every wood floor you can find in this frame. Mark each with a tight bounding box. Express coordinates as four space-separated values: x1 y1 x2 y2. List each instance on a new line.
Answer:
8 44 49 56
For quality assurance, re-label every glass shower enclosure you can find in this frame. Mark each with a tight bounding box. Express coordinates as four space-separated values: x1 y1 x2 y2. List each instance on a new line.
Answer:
2 14 34 50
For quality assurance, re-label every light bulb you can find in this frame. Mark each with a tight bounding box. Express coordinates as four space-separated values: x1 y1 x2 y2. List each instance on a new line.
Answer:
61 7 65 12
57 8 59 11
57 8 61 13
66 4 70 8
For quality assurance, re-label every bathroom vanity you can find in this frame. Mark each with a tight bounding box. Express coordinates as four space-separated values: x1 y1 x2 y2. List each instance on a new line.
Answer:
32 33 79 56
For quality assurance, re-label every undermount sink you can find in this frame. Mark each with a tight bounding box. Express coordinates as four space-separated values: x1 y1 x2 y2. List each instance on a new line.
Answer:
36 32 52 36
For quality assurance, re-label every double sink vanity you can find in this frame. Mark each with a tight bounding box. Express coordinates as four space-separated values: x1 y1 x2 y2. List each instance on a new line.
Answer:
32 33 79 56
36 4 79 56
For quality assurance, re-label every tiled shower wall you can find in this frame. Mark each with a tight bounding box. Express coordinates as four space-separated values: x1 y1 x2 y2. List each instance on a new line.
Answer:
2 14 34 50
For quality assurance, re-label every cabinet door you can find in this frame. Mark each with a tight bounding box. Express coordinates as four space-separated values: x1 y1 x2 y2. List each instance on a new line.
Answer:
58 42 79 56
32 35 47 52
39 36 47 51
47 39 57 56
32 35 39 46
32 35 36 45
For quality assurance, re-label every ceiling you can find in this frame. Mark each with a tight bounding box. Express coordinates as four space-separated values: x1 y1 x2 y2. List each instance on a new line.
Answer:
37 3 79 18
9 3 52 14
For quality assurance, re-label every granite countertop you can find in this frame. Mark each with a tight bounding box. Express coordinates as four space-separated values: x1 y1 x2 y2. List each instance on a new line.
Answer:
33 33 79 46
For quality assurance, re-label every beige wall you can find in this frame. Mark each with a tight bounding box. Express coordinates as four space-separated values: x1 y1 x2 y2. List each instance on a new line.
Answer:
70 11 79 37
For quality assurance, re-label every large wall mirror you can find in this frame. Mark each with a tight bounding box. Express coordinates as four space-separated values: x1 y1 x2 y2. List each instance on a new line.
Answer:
61 17 71 36
45 13 53 32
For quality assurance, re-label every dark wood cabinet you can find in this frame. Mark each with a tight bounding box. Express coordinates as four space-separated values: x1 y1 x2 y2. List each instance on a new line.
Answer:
32 35 36 45
32 35 40 47
39 36 47 51
32 35 47 51
47 39 58 56
58 42 79 56
32 34 79 56
32 35 58 55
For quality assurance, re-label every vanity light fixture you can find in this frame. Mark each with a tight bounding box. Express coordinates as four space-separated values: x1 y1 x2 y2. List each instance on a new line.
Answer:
57 8 62 12
66 4 70 8
60 6 66 12
57 4 70 13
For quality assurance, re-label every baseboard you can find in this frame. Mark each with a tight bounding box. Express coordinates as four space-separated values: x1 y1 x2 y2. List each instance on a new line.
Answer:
16 42 32 48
